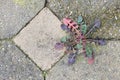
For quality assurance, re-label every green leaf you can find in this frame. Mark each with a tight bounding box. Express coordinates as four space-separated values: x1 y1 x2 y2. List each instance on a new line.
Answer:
75 43 83 49
81 24 87 34
61 36 67 43
75 40 83 49
66 35 71 39
77 16 83 24
86 45 93 57
60 35 71 43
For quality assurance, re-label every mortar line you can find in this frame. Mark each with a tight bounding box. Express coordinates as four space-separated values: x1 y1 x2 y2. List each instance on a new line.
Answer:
13 12 43 38
0 3 47 41
11 40 46 79
46 4 61 20
0 38 120 42
45 0 47 7
46 53 66 73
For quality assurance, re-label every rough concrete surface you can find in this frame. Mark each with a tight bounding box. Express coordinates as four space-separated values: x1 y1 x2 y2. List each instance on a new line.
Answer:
0 0 120 80
46 41 120 80
0 41 43 80
47 0 120 39
13 7 66 70
0 0 45 39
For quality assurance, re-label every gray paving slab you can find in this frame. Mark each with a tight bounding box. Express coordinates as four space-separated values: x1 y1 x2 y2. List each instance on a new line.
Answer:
47 0 120 39
0 41 44 80
13 7 66 70
46 41 120 80
0 0 45 39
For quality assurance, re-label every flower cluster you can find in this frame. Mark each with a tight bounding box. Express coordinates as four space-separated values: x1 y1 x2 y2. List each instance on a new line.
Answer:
55 16 106 65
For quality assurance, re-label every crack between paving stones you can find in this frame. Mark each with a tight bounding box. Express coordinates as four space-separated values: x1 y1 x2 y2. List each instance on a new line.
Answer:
0 37 120 42
11 40 46 80
87 38 120 41
0 38 13 42
46 53 66 73
46 3 61 20
11 9 45 40
44 0 47 7
43 71 47 80
2 1 46 41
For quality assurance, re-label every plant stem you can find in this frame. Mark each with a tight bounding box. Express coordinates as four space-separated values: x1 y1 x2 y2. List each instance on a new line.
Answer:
85 25 95 37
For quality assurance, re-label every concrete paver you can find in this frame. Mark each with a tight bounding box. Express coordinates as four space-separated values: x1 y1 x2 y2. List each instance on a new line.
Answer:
0 41 43 80
0 0 45 39
13 7 66 70
46 41 120 80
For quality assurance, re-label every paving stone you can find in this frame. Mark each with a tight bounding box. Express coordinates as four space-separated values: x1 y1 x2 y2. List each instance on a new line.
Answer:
46 41 120 80
13 7 66 70
0 0 45 39
0 41 43 80
47 0 120 39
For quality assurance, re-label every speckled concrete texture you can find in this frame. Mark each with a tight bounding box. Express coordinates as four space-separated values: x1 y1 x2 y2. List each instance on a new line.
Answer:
47 0 120 39
13 7 66 70
0 41 44 80
0 0 45 39
46 41 120 80
0 0 120 80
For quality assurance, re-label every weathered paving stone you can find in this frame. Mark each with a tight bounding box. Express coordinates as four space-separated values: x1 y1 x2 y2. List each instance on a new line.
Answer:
46 41 120 80
13 7 66 70
0 0 45 39
0 41 43 80
47 0 120 39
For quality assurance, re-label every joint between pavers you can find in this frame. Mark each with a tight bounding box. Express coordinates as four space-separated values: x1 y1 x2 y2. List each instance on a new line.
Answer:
46 5 61 20
12 40 48 79
6 40 47 80
44 0 48 7
87 38 120 41
0 38 13 42
2 5 46 41
1 36 120 42
46 53 66 72
43 54 66 80
13 9 45 38
42 71 47 80
11 40 45 72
